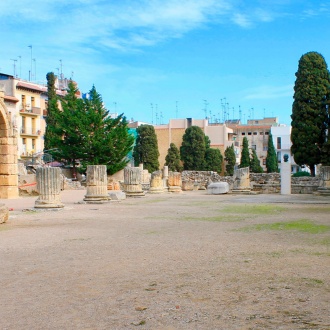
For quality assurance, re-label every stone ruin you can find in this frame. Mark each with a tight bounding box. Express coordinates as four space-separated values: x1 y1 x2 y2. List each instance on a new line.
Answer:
123 166 145 197
149 170 164 194
232 167 252 194
168 171 182 193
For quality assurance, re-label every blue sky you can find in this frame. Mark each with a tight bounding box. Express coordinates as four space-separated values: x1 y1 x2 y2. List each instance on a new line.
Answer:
1 0 329 125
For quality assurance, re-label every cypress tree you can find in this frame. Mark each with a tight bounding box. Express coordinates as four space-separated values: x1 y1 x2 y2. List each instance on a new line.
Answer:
204 148 223 173
44 72 62 153
133 125 160 173
240 137 250 168
180 126 206 170
165 143 183 172
224 144 236 176
250 148 263 173
266 132 278 173
81 86 134 174
291 51 330 176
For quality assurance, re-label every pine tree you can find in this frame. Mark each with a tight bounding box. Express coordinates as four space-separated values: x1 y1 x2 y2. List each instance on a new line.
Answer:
250 148 263 173
44 72 62 153
82 86 134 174
291 51 330 176
266 132 278 173
165 143 183 172
133 125 160 173
224 144 236 176
240 137 250 168
204 148 223 173
180 126 206 170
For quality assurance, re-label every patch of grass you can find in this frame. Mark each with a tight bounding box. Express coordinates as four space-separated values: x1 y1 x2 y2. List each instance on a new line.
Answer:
239 219 330 234
302 277 324 286
183 215 243 222
221 204 286 215
319 237 330 246
301 206 330 213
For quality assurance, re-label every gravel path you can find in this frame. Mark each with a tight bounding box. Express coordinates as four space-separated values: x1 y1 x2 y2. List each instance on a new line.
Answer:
1 191 329 329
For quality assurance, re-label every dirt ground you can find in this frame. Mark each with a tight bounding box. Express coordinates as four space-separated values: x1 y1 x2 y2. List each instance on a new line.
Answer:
0 190 329 330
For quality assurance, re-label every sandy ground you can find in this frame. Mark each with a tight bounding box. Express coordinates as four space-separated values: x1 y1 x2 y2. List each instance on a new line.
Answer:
0 190 329 330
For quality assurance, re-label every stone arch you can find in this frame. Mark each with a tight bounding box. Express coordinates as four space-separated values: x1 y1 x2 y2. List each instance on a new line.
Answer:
0 92 18 198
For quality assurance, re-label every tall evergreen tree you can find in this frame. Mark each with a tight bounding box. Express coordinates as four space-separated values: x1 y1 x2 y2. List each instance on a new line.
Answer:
180 126 206 170
165 143 183 172
291 51 330 176
44 72 62 152
224 144 236 176
250 148 263 173
239 137 250 168
82 86 134 174
133 125 160 173
266 132 278 173
204 148 223 173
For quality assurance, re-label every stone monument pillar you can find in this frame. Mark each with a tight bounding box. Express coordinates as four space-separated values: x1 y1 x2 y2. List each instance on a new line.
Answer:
317 166 330 196
163 166 169 191
232 167 251 194
123 166 145 197
149 170 164 194
168 171 182 193
35 167 64 208
84 165 110 203
281 154 291 195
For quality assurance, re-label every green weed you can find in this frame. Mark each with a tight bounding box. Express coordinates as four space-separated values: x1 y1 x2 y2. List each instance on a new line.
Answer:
221 204 286 215
183 215 243 222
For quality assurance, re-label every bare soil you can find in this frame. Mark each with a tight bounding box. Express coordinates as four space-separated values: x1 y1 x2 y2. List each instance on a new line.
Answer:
0 190 329 330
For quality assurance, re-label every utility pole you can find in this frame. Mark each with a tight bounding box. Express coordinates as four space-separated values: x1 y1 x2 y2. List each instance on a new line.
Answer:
10 59 17 77
28 45 32 81
18 56 22 78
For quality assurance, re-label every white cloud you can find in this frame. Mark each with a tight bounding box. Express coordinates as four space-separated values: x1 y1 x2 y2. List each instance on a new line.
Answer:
231 13 252 28
244 85 293 100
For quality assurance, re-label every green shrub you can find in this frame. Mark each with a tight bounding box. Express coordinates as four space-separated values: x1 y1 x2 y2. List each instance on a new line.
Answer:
292 171 311 177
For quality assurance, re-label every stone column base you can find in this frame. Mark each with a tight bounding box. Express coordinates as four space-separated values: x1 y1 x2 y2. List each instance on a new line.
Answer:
125 184 145 197
35 199 64 208
168 186 182 193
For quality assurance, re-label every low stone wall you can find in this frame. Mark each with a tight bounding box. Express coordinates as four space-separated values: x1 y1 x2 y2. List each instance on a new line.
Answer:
181 171 320 194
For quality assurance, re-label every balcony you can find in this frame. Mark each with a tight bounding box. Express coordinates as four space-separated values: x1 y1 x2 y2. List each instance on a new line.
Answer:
20 127 41 136
20 106 42 116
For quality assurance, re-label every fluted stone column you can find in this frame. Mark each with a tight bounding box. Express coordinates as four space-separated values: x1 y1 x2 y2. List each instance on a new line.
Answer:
232 167 251 193
168 171 182 193
123 167 145 197
149 170 164 194
35 167 64 208
317 166 330 196
84 165 110 203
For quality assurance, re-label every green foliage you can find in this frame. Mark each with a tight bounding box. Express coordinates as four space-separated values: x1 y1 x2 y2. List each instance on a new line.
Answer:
80 86 134 174
204 148 223 173
240 137 250 168
292 171 311 177
291 52 330 176
321 139 330 165
44 72 62 152
224 144 236 176
180 126 206 170
133 125 160 173
165 143 183 172
250 148 263 173
266 132 278 173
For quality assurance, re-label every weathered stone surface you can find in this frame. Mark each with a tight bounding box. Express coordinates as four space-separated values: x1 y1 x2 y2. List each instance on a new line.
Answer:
182 181 194 191
35 167 64 208
84 165 110 203
0 203 9 224
317 166 330 196
123 167 145 197
281 162 291 195
233 167 250 192
109 191 126 200
207 182 229 194
149 170 164 194
168 171 182 193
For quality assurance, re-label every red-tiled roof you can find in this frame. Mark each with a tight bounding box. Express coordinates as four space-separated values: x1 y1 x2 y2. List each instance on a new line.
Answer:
4 95 19 102
16 81 46 93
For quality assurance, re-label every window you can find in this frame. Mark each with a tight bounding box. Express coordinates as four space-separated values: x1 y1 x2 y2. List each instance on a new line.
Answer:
253 132 258 135
265 131 269 135
277 151 281 163
263 146 268 151
241 132 246 136
260 132 264 135
252 145 256 150
21 95 26 108
263 159 266 165
277 137 281 149
32 139 36 151
248 132 252 135
31 96 35 107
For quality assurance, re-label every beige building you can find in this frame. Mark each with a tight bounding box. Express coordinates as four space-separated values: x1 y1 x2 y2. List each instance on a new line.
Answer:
153 118 235 168
227 117 279 170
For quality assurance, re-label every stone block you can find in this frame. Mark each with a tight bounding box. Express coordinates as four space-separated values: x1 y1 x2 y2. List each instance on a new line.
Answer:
0 137 16 145
109 191 126 200
0 185 19 199
0 154 18 164
207 182 229 194
0 164 18 175
0 144 17 155
0 203 9 224
0 174 18 186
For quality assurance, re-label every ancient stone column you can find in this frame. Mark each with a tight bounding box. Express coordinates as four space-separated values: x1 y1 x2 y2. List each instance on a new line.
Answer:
0 203 9 224
84 165 110 203
281 156 291 195
317 166 330 196
123 166 145 197
232 167 251 193
168 171 182 193
149 170 164 194
163 166 169 191
35 167 64 208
